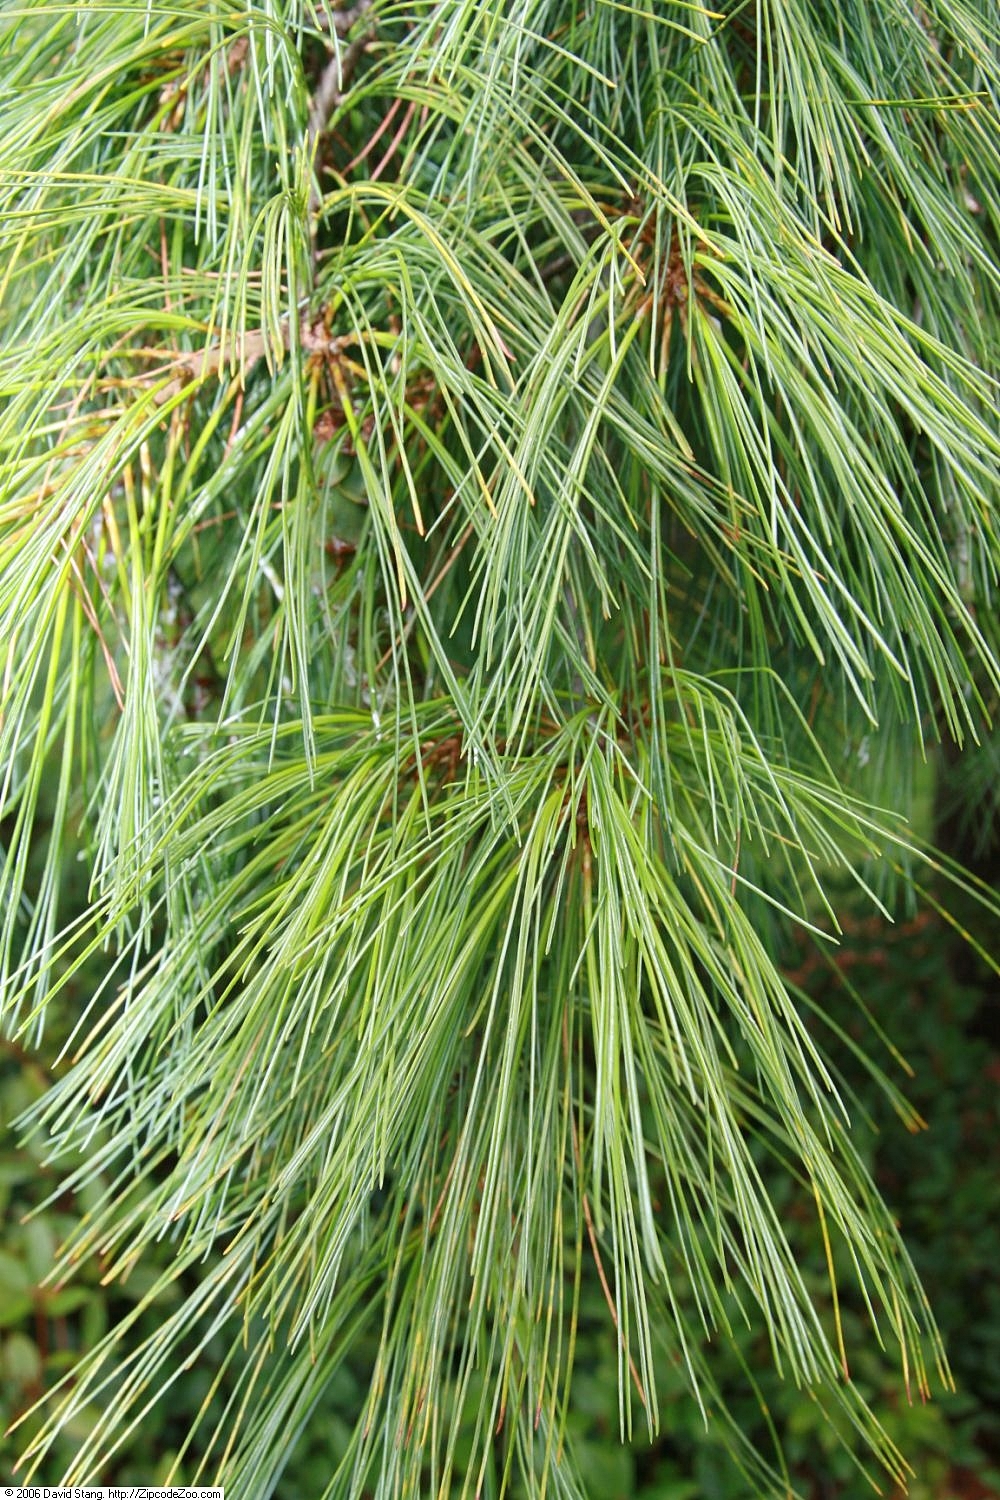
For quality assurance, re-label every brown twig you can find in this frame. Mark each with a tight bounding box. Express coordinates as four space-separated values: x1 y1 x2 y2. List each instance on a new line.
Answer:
143 316 362 401
369 98 416 183
313 0 372 34
307 35 370 165
343 93 403 172
306 9 374 254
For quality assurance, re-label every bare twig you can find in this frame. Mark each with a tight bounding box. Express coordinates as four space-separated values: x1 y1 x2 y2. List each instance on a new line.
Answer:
306 7 374 249
307 34 370 164
313 0 372 34
143 314 361 401
343 93 403 172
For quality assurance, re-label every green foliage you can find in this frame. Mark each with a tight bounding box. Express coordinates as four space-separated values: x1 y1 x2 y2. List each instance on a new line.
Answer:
1 0 999 1495
5 897 1000 1496
0 1030 191 1485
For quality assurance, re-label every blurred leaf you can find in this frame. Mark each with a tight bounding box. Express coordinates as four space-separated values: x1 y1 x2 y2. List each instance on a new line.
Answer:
2 1331 42 1388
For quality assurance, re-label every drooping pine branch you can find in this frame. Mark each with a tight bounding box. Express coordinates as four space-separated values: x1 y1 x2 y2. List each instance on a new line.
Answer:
1 0 998 1495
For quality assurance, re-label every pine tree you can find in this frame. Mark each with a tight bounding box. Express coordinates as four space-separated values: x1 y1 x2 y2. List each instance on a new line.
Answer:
1 0 998 1493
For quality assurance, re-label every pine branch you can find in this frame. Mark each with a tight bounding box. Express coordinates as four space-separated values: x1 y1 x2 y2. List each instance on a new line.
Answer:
1 0 999 1494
